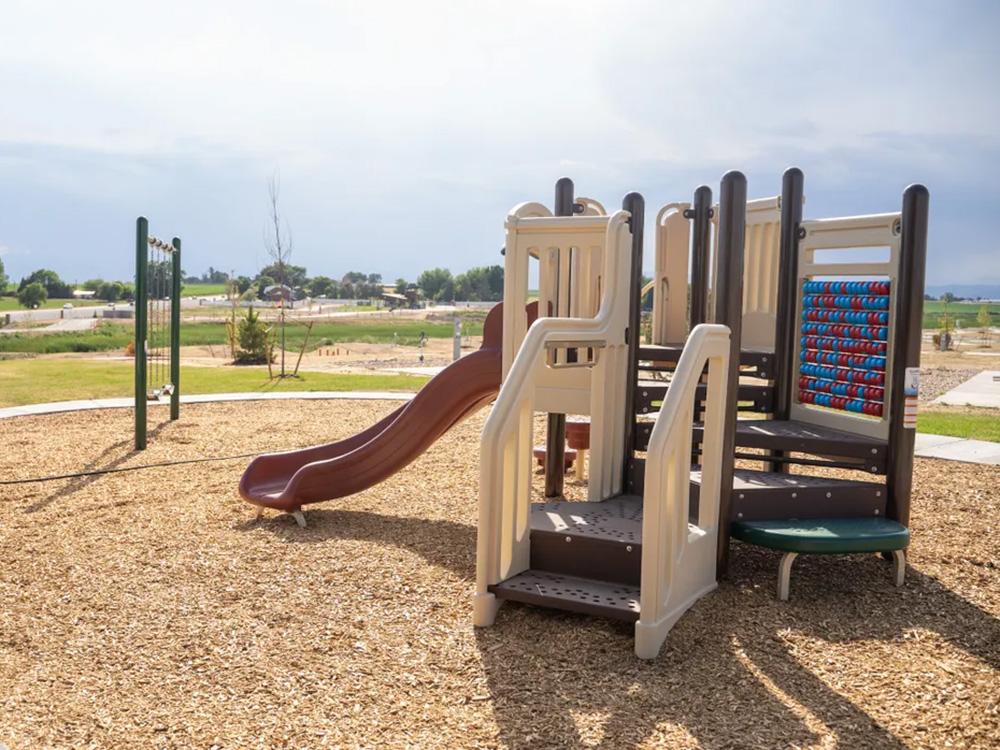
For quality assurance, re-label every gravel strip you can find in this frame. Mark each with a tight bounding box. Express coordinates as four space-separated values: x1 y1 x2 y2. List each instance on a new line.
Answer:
0 401 997 749
919 367 983 403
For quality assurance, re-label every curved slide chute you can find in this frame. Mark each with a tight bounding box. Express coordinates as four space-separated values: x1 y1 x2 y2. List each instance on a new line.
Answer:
239 303 533 514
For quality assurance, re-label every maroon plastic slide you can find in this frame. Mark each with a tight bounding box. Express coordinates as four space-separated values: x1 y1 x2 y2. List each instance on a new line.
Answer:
239 302 532 513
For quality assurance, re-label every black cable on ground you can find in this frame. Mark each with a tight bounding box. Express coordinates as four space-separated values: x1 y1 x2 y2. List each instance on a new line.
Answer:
0 451 268 486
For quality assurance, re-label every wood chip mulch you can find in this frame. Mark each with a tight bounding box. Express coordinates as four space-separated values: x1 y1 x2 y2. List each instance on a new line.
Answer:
0 401 997 749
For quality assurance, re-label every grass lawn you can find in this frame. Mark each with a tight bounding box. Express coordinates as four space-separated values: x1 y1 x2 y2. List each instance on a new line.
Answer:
923 300 1000 331
181 283 229 296
0 297 105 311
0 318 484 355
0 358 428 408
917 407 1000 442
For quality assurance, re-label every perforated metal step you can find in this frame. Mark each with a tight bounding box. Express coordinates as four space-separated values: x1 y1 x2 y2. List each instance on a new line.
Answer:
691 468 886 522
638 343 774 377
489 570 641 622
529 496 643 584
625 459 886 521
691 419 887 471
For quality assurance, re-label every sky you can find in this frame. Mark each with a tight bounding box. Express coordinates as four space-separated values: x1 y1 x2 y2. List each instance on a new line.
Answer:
1 0 998 287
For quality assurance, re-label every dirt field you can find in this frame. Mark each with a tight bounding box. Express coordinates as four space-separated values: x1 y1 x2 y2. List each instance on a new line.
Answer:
0 401 997 749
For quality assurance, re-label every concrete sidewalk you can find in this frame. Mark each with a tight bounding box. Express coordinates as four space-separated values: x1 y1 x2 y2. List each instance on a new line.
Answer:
0 391 414 420
933 370 1000 408
914 433 1000 465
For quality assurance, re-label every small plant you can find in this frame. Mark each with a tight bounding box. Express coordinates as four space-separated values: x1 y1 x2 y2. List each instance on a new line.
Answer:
977 304 993 348
936 300 954 351
234 305 273 365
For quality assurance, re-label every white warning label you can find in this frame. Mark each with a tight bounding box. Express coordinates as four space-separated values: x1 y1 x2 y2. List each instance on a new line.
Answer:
903 367 919 429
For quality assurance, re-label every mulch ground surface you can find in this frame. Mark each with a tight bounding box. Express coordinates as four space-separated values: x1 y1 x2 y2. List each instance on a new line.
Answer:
0 401 997 749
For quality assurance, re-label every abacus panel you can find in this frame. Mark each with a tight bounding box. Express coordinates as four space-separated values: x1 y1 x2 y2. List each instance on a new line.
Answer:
797 279 890 419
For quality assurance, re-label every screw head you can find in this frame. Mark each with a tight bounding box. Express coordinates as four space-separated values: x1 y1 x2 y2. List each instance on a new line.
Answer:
565 536 572 543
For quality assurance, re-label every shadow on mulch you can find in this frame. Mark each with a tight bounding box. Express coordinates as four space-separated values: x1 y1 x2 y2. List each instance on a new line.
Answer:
247 509 999 747
236 507 477 581
23 422 169 514
475 545 1000 748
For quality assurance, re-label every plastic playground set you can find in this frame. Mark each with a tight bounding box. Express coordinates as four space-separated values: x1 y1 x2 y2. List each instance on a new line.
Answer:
135 168 928 659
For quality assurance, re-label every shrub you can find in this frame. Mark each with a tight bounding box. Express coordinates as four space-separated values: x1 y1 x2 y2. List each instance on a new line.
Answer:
234 305 273 365
17 282 47 308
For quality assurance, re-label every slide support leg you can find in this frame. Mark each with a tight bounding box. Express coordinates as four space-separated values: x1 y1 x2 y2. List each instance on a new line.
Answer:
777 552 798 601
892 549 906 586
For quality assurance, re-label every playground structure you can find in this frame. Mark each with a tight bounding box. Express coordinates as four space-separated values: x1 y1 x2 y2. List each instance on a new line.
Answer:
474 170 928 658
134 217 181 450
237 169 928 659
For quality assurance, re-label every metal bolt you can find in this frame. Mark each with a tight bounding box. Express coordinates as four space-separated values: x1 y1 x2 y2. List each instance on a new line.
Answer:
626 545 633 553
876 491 881 497
565 536 572 543
871 448 878 454
739 493 745 499
875 509 880 515
826 492 832 498
737 513 744 519
791 492 797 499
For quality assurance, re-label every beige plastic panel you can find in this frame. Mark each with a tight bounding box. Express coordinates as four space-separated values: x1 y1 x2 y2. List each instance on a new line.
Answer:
707 196 783 349
576 196 606 216
789 212 902 441
652 203 691 344
635 323 730 659
652 195 790 350
475 210 635 628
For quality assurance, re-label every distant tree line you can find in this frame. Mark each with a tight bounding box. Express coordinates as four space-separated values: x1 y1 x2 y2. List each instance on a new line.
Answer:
415 265 503 302
2 260 506 308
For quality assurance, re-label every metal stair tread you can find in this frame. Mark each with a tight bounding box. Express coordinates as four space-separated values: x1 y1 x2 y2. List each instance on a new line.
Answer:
489 570 641 622
690 467 884 491
691 418 886 462
530 495 643 544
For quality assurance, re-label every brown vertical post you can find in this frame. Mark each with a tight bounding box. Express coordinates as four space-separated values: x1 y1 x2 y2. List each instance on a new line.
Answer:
688 186 713 329
544 177 573 498
768 167 805 471
886 184 929 529
713 171 747 578
621 192 645 488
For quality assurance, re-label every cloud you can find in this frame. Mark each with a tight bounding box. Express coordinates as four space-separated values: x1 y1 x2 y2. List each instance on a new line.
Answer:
0 0 997 284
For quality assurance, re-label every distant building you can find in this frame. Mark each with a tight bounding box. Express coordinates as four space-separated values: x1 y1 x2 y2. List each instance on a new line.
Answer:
381 284 419 308
262 284 294 302
72 289 96 299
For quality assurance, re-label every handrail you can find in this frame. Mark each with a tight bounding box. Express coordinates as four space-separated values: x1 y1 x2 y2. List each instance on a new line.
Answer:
635 323 731 659
474 210 633 626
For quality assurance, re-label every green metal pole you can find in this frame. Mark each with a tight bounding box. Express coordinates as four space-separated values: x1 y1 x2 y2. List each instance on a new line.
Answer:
170 237 182 421
134 217 149 450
